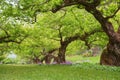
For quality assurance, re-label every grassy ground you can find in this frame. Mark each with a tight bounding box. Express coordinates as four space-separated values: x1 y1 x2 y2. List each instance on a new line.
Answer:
66 55 100 64
0 64 120 80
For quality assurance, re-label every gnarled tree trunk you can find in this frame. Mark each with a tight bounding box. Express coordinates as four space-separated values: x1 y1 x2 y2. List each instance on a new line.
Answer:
85 6 120 66
100 37 120 66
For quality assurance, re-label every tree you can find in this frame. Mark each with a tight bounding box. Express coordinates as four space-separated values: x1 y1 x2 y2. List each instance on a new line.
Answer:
1 0 119 66
36 9 105 63
15 25 59 64
14 1 107 64
51 0 120 66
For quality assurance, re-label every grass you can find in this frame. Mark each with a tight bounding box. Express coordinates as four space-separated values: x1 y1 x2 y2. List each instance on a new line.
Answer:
0 63 120 80
66 55 100 64
0 55 120 80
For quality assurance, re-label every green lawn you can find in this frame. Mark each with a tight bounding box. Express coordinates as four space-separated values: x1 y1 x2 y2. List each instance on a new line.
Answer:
0 64 120 80
66 55 100 64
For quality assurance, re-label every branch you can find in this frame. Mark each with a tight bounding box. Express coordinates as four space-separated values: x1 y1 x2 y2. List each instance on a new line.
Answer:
51 0 90 13
92 0 101 7
0 35 11 43
84 39 91 49
58 25 63 44
62 28 103 48
70 8 84 30
51 2 77 13
64 35 80 45
85 39 98 49
47 48 58 54
49 38 60 41
80 29 103 41
50 9 67 25
105 7 120 19
0 35 28 44
80 29 103 49
16 35 28 44
51 0 101 13
0 27 9 36
0 39 21 44
59 9 67 21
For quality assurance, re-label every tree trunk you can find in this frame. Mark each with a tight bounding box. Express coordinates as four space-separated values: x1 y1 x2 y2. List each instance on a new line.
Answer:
57 45 67 63
100 42 120 66
85 6 120 66
33 57 41 64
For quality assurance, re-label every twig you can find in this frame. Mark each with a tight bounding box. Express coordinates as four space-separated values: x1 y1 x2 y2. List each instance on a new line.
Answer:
105 7 120 20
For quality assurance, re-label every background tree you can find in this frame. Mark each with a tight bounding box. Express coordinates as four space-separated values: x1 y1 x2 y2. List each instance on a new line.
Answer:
36 8 106 63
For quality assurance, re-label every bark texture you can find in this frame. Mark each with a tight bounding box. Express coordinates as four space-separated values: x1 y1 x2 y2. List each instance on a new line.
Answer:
85 7 120 66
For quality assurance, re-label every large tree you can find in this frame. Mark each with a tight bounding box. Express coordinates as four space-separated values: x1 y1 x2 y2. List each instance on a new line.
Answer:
36 9 105 63
51 0 120 66
1 0 120 66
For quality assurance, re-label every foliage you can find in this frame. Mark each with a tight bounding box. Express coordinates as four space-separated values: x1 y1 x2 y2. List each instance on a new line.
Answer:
0 56 5 62
0 0 119 64
2 58 17 64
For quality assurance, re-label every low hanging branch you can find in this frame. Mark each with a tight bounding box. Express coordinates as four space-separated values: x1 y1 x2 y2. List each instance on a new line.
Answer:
0 25 28 44
0 29 28 44
79 29 103 49
51 0 96 13
61 29 103 49
0 35 28 44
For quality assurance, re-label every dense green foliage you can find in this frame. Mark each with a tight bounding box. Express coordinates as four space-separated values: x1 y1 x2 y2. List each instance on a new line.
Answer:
0 0 119 64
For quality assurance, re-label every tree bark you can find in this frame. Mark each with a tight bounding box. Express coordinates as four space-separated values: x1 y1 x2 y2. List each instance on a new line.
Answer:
85 6 120 66
40 48 58 64
33 57 41 64
57 44 67 63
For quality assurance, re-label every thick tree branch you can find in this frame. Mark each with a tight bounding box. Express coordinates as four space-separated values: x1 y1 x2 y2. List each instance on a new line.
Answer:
0 35 11 42
63 29 103 49
52 0 91 13
80 29 103 41
92 0 101 7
